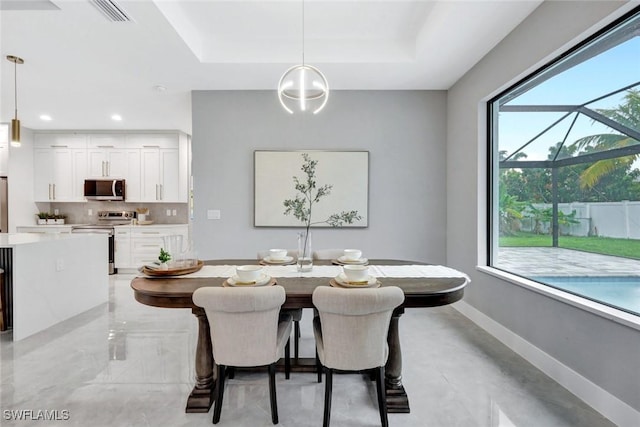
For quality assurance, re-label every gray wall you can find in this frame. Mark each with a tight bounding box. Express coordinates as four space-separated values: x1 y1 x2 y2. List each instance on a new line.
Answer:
447 0 640 414
191 90 447 262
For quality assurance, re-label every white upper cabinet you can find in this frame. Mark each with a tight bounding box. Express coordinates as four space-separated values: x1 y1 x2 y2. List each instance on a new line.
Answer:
33 132 187 203
34 134 87 202
0 124 8 176
130 134 186 203
87 135 126 178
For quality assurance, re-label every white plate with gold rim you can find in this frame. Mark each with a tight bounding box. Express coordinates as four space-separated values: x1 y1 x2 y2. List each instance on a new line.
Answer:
226 274 272 287
262 255 294 264
336 256 369 265
333 273 379 288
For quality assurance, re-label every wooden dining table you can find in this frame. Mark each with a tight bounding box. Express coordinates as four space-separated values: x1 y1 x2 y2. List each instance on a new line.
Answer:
130 259 467 414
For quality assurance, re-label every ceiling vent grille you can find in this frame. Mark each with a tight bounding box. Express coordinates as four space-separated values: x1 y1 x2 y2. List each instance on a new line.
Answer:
89 0 132 22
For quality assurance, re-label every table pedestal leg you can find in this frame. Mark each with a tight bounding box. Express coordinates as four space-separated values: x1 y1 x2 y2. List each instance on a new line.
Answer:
385 308 410 413
185 307 215 413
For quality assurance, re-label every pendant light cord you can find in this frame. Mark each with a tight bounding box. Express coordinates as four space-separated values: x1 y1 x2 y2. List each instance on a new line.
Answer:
301 0 305 66
14 59 18 120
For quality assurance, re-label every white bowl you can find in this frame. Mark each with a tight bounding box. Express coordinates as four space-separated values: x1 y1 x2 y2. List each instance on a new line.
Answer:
343 264 369 282
343 249 362 261
236 265 263 283
269 249 287 260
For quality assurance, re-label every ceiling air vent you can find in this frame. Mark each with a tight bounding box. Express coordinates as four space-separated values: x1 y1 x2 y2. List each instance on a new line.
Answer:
89 0 132 22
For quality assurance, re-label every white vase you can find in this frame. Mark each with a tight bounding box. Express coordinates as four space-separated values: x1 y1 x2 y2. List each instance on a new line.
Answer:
297 230 313 272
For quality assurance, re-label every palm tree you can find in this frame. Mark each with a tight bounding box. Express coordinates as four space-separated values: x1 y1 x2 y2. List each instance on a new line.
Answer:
571 89 640 189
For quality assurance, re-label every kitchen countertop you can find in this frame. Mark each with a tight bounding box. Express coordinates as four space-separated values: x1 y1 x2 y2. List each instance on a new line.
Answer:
0 232 99 247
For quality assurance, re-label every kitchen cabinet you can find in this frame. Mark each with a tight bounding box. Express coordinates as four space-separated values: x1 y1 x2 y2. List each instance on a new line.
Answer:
33 134 87 202
0 123 8 175
87 135 127 178
114 227 131 268
32 131 188 203
131 134 186 203
114 224 189 269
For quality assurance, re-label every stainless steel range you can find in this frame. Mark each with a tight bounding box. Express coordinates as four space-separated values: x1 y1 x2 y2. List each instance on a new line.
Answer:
71 211 136 274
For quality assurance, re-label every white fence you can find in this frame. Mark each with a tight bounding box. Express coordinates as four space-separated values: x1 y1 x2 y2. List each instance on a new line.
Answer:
520 201 640 239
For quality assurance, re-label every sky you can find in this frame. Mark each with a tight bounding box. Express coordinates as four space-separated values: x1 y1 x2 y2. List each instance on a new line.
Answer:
497 35 639 162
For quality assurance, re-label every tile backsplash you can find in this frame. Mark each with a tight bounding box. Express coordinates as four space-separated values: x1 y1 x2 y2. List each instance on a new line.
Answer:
39 202 189 225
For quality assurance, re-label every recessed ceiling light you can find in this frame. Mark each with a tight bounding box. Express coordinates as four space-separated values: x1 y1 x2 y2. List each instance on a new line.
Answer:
39 114 52 121
111 114 122 121
154 85 167 92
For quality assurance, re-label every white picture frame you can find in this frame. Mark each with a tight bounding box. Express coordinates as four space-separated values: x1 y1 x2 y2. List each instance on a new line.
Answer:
254 150 369 227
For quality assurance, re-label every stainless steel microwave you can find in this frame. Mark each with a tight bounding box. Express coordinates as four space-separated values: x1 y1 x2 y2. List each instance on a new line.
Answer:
84 179 125 201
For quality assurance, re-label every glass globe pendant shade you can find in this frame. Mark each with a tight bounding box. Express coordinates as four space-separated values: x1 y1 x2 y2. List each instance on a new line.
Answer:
278 64 329 114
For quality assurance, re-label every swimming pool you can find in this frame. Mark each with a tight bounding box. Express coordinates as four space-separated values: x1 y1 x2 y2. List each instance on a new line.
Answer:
533 276 640 316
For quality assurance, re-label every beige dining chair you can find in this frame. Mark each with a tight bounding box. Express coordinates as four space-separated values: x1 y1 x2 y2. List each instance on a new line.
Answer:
257 250 303 360
313 248 344 260
312 286 405 427
192 285 292 425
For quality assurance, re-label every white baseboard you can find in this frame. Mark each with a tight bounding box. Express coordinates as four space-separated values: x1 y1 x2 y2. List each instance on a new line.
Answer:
453 301 640 427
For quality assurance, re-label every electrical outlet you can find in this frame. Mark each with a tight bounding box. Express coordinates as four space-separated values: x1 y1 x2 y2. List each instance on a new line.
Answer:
55 258 64 271
88 209 93 216
54 208 59 215
172 209 177 216
166 209 171 216
207 209 221 220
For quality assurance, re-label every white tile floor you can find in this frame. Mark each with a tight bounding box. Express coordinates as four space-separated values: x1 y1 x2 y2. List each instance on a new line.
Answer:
0 273 614 426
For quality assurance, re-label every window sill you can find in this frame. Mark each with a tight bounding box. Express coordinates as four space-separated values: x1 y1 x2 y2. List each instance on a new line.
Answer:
476 266 640 332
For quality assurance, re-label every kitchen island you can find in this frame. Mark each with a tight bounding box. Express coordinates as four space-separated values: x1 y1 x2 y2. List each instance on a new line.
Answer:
0 233 108 340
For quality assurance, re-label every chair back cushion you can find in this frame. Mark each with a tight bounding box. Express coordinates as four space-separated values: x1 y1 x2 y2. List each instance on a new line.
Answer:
193 285 286 367
312 249 344 260
312 286 404 370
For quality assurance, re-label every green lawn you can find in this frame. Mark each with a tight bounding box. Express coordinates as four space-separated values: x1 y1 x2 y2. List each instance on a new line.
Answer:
499 233 640 260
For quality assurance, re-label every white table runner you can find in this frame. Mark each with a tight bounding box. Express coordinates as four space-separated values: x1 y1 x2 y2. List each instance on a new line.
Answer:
140 264 469 281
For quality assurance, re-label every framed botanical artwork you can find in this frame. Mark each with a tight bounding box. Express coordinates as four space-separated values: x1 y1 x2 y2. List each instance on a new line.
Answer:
254 150 369 227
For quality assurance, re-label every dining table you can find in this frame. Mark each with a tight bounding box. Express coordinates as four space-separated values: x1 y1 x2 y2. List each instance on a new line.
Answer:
130 259 468 414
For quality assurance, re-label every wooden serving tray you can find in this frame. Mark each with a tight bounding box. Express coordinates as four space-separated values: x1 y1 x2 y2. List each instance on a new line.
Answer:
140 260 204 277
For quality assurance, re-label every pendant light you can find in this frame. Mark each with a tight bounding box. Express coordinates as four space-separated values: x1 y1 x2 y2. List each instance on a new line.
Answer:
277 0 329 114
6 55 24 147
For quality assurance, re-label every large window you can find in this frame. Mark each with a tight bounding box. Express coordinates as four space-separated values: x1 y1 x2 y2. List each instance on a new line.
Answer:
489 8 640 316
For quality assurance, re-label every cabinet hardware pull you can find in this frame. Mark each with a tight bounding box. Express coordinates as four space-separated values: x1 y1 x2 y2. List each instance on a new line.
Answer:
106 161 110 176
97 145 114 148
49 184 52 200
52 184 56 200
50 145 68 148
159 184 163 200
142 145 160 148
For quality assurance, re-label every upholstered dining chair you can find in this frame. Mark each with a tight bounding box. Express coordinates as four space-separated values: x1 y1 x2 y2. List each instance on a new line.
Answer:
192 285 292 425
312 248 344 260
312 286 405 427
257 250 303 360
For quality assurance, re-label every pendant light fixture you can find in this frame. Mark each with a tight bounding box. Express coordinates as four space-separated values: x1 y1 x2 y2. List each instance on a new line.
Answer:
277 0 329 114
6 55 24 147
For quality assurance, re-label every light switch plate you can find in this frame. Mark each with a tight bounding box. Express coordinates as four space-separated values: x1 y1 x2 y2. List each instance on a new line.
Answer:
166 209 171 216
207 209 221 220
